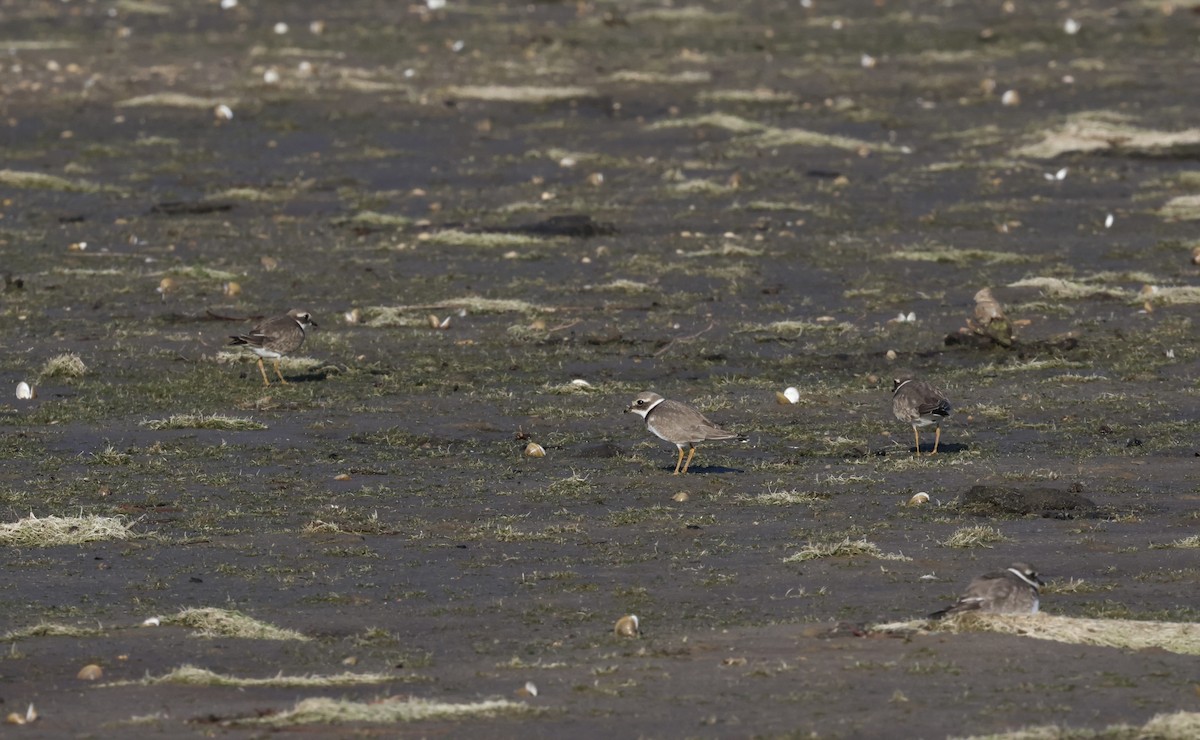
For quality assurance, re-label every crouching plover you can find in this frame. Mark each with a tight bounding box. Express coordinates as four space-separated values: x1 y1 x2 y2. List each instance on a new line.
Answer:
228 309 317 386
625 391 738 475
892 376 951 456
929 562 1044 619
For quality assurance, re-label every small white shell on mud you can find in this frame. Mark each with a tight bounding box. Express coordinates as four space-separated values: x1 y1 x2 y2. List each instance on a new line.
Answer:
214 104 234 120
427 0 447 9
524 442 546 458
309 20 326 35
570 379 592 388
344 308 361 324
908 492 930 506
672 492 689 503
614 614 639 638
273 21 289 35
518 680 538 697
68 241 87 251
15 382 35 400
1104 213 1114 229
141 616 161 627
1000 89 1020 106
77 664 103 681
223 281 241 297
263 68 280 85
586 172 604 187
776 386 800 405
157 277 176 295
220 0 237 8
427 314 451 330
860 53 877 69
1063 18 1081 35
886 349 898 361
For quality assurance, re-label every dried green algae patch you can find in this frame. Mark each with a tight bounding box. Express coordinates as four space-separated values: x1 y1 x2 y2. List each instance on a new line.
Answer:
875 613 1200 656
239 696 538 727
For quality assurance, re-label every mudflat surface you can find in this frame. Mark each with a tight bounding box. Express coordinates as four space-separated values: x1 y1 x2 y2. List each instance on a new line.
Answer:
1 0 1199 737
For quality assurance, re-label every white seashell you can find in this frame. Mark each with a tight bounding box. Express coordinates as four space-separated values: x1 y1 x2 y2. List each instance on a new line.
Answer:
220 0 237 8
273 22 289 34
524 442 546 458
263 68 280 85
860 53 877 69
16 382 34 400
570 379 592 388
908 492 930 506
672 491 689 503
214 104 234 120
1104 213 1114 229
141 616 161 627
614 614 639 638
427 0 446 8
775 386 800 405
344 308 361 324
1063 18 1080 35
1000 89 1020 106
524 680 538 697
886 349 898 361
77 664 103 681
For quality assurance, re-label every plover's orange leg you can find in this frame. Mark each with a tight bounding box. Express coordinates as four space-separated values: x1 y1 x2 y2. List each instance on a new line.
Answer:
913 426 921 457
256 358 272 387
931 426 941 456
672 446 685 475
680 446 697 474
273 359 288 385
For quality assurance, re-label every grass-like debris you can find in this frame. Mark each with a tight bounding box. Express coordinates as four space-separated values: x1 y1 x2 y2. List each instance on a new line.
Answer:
0 169 109 193
361 298 544 327
165 608 309 641
1006 276 1130 300
167 265 241 281
954 710 1200 740
940 525 1006 548
875 613 1200 656
39 353 88 379
4 622 106 640
142 414 267 431
115 92 233 109
240 696 537 726
1150 534 1200 550
1012 110 1200 159
0 514 137 547
1161 194 1200 221
886 246 1032 265
106 664 401 688
215 351 324 372
337 211 412 228
784 537 911 563
444 85 598 103
421 229 547 248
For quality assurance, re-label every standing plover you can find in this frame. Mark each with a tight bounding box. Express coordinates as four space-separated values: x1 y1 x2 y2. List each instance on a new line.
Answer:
929 562 1044 619
228 309 317 386
625 391 738 475
892 376 951 456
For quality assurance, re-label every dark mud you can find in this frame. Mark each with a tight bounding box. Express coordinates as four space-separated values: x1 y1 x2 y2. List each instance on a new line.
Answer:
2 0 1199 737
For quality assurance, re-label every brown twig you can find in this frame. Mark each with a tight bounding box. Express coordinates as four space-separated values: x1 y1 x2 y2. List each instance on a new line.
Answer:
653 321 715 357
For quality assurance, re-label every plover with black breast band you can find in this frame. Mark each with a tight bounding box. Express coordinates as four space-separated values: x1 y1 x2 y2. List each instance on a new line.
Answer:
228 309 317 387
625 391 738 475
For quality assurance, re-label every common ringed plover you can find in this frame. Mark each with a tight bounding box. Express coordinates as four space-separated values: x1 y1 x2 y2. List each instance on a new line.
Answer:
891 376 951 456
229 309 317 386
929 562 1043 619
625 391 738 475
